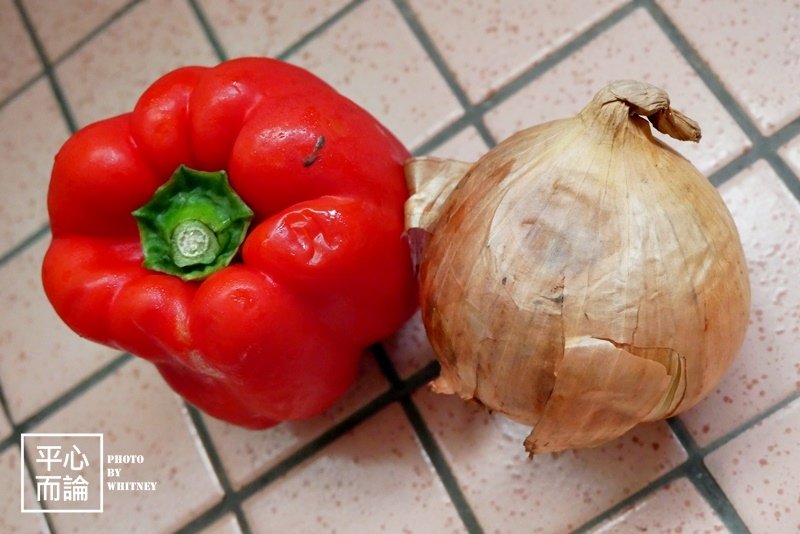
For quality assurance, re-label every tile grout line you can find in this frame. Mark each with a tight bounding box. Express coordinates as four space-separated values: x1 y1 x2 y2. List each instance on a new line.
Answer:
0 223 50 270
0 353 133 457
0 0 82 273
50 0 144 66
573 462 687 533
183 405 253 534
186 0 228 62
1 0 142 116
472 1 639 119
0 70 45 113
700 388 800 460
390 0 497 148
12 0 78 133
764 152 800 205
573 388 800 534
666 418 751 532
276 0 369 61
400 397 485 534
705 116 800 189
15 354 133 437
640 0 760 144
642 0 800 197
370 346 484 534
411 0 639 155
234 360 439 495
174 361 440 532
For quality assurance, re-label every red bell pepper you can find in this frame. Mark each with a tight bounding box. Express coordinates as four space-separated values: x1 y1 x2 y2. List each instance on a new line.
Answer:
42 57 416 428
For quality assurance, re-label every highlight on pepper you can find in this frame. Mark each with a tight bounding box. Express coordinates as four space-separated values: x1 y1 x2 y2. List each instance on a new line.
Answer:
42 57 417 429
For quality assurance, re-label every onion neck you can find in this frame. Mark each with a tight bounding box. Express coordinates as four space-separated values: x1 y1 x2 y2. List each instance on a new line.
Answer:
579 80 701 143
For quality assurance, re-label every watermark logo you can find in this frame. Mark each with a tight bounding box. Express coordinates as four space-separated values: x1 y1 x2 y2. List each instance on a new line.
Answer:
21 433 104 513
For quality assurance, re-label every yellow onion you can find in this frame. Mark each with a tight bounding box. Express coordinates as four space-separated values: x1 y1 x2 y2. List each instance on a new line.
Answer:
405 80 750 454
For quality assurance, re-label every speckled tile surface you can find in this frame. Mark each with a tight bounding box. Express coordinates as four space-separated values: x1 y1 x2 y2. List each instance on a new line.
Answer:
0 0 40 102
657 0 800 135
55 0 218 127
203 355 390 490
1 1 799 532
0 239 117 422
406 0 627 103
284 0 464 150
589 477 726 533
414 388 688 533
0 79 69 253
197 0 352 59
705 397 800 533
21 0 131 62
242 404 465 533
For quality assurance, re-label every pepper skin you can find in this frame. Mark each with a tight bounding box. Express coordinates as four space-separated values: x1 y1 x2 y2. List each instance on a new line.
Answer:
42 58 417 428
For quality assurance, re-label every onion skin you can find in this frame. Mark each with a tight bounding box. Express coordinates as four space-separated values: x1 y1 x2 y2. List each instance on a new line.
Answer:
406 81 750 454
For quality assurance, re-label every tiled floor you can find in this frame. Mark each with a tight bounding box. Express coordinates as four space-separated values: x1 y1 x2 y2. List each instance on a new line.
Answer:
1 0 798 533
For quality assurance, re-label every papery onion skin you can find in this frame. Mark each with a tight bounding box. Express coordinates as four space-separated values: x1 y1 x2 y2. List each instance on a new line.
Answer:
406 81 750 454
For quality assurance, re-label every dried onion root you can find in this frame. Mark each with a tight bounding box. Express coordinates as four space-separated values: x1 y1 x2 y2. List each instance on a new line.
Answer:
405 80 750 454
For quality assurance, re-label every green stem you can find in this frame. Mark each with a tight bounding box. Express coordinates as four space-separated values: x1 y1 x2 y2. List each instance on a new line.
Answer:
132 166 254 281
170 220 220 267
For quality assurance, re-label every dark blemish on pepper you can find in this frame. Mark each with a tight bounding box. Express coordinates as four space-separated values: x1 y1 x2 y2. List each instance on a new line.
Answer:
303 135 325 167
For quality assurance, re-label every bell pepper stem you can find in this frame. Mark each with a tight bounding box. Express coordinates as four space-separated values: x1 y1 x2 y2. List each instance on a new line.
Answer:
171 220 221 267
132 165 254 280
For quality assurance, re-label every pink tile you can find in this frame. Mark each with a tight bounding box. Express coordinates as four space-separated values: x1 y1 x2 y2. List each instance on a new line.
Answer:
200 514 242 534
288 0 463 151
658 0 800 135
705 397 800 533
22 0 130 61
679 160 800 446
1 447 49 533
428 126 490 162
55 0 218 127
406 0 626 103
203 355 389 490
589 477 726 533
0 0 40 102
484 8 751 175
0 79 70 254
198 0 351 58
27 358 224 532
414 388 687 533
0 238 118 423
778 134 800 178
243 404 465 533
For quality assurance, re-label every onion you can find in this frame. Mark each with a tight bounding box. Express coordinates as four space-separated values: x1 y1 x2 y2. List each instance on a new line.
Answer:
405 80 750 454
